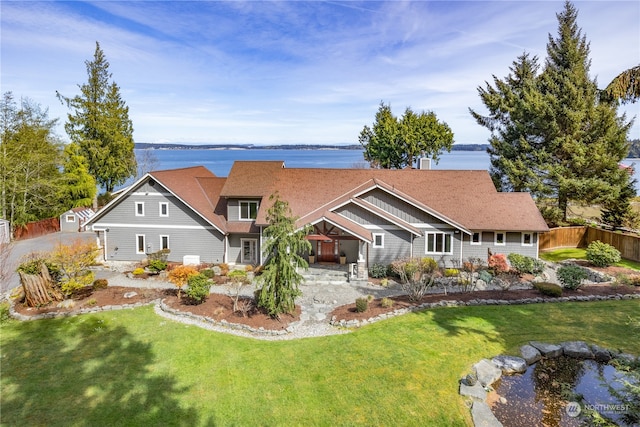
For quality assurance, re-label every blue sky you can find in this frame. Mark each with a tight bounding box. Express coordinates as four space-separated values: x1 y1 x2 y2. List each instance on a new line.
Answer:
2 1 638 145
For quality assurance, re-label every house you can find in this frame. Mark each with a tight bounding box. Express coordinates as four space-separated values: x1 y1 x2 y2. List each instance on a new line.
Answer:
60 207 95 232
85 161 548 278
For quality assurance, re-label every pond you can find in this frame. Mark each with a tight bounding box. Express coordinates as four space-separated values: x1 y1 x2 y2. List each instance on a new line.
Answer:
491 356 636 426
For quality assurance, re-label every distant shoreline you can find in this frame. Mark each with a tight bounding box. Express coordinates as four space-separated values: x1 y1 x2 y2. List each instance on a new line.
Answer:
134 143 490 152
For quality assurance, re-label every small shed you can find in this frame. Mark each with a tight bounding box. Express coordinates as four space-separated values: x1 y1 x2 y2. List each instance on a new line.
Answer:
0 218 9 244
60 207 95 232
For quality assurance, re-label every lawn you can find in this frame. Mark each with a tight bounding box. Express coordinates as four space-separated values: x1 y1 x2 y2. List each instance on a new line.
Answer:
1 300 638 426
540 247 640 270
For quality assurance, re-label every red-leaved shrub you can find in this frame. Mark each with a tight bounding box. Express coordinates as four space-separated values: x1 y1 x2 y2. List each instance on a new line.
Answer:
488 254 509 274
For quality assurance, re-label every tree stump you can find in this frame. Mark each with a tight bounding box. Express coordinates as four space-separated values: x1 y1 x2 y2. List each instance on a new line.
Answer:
19 263 63 307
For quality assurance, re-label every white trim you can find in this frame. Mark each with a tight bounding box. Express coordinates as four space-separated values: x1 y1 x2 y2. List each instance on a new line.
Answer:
471 231 482 245
495 231 506 246
135 234 146 254
132 191 172 196
521 232 533 247
239 200 259 221
159 202 169 217
372 233 384 248
308 216 373 244
425 232 453 255
66 215 76 223
135 202 145 217
160 234 170 250
91 223 219 231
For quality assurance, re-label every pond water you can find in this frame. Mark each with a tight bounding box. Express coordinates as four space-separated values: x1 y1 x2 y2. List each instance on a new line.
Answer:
491 356 635 427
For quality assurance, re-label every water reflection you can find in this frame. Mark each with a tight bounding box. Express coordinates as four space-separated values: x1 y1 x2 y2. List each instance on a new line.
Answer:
492 356 634 427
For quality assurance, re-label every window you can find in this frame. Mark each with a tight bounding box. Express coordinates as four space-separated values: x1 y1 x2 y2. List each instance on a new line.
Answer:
136 234 146 254
240 201 259 220
522 232 533 246
426 232 452 254
373 233 384 248
66 215 75 223
160 235 169 250
495 232 506 246
135 202 145 217
471 232 482 245
159 202 169 217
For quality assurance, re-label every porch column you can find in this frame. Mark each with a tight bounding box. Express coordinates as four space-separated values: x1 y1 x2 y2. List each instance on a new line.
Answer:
357 241 367 280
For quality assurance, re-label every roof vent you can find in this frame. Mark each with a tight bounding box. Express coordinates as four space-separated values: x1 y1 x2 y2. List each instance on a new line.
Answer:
149 179 155 186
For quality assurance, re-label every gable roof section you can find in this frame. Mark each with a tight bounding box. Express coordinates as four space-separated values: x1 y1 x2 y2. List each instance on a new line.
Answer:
309 211 373 244
220 161 285 197
348 198 423 236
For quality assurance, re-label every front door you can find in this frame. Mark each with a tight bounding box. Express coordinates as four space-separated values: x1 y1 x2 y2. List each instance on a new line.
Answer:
241 239 258 264
319 240 336 263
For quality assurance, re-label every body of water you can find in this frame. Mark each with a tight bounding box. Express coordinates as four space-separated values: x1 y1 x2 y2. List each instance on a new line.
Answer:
137 148 640 191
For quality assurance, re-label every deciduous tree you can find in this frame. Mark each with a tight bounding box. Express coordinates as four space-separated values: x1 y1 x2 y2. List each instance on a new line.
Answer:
256 193 311 318
360 102 454 169
58 42 136 201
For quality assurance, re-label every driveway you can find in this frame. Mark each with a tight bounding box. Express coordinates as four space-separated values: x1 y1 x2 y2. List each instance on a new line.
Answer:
1 231 96 294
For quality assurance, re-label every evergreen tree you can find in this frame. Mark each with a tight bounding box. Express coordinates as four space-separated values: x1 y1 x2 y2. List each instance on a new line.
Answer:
60 143 96 208
256 193 311 318
471 1 633 223
538 1 632 221
603 65 640 104
360 102 454 169
58 42 136 199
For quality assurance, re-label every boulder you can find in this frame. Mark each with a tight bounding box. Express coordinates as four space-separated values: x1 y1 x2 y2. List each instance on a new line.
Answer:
562 341 593 359
473 359 502 387
471 401 504 427
530 341 563 358
491 355 527 374
591 344 612 362
520 344 542 365
124 291 138 299
460 373 477 386
459 382 487 401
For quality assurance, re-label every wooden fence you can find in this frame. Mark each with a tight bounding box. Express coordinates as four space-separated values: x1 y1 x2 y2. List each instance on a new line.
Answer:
540 226 640 262
13 217 60 241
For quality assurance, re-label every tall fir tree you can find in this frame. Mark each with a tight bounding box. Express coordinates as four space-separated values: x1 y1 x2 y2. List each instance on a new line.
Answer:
256 193 311 318
60 143 96 208
58 42 136 201
471 1 633 225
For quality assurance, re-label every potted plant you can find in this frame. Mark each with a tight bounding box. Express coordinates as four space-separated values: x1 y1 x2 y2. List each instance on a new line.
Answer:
309 249 315 264
339 251 346 264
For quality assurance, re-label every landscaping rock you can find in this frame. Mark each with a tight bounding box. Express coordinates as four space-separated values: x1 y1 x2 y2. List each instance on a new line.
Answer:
57 300 76 309
460 373 477 386
520 344 542 365
460 382 487 401
591 344 612 362
530 341 563 358
562 341 593 359
123 291 138 299
491 355 527 374
471 401 504 427
473 359 502 387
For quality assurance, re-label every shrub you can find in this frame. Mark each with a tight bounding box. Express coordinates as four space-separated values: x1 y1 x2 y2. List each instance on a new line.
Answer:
0 302 11 324
507 253 545 275
557 265 588 290
355 297 368 313
390 257 438 301
200 268 215 279
132 267 145 276
534 282 563 297
369 263 388 279
92 279 108 290
245 264 254 272
478 269 493 284
380 297 394 308
616 273 640 287
148 259 168 273
168 265 200 299
586 240 621 267
184 273 211 304
228 269 248 281
218 263 229 276
61 272 94 296
147 248 170 262
87 298 97 306
380 278 389 287
488 254 509 274
443 268 459 277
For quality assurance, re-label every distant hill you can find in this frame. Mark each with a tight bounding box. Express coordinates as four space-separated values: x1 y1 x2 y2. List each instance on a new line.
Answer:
134 142 490 151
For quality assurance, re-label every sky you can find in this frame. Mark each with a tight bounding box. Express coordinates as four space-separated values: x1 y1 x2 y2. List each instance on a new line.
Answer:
1 1 639 146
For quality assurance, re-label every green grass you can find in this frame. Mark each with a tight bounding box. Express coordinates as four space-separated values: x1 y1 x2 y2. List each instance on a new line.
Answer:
1 301 639 426
540 248 640 270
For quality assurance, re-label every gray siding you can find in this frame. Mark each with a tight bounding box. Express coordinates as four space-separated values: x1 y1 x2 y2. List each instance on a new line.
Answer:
93 182 225 263
335 204 388 226
412 225 462 268
367 228 412 265
361 189 434 223
228 233 261 264
462 231 539 261
227 198 261 222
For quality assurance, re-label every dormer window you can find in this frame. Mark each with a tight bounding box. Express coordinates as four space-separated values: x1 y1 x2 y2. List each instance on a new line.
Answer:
240 201 259 221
